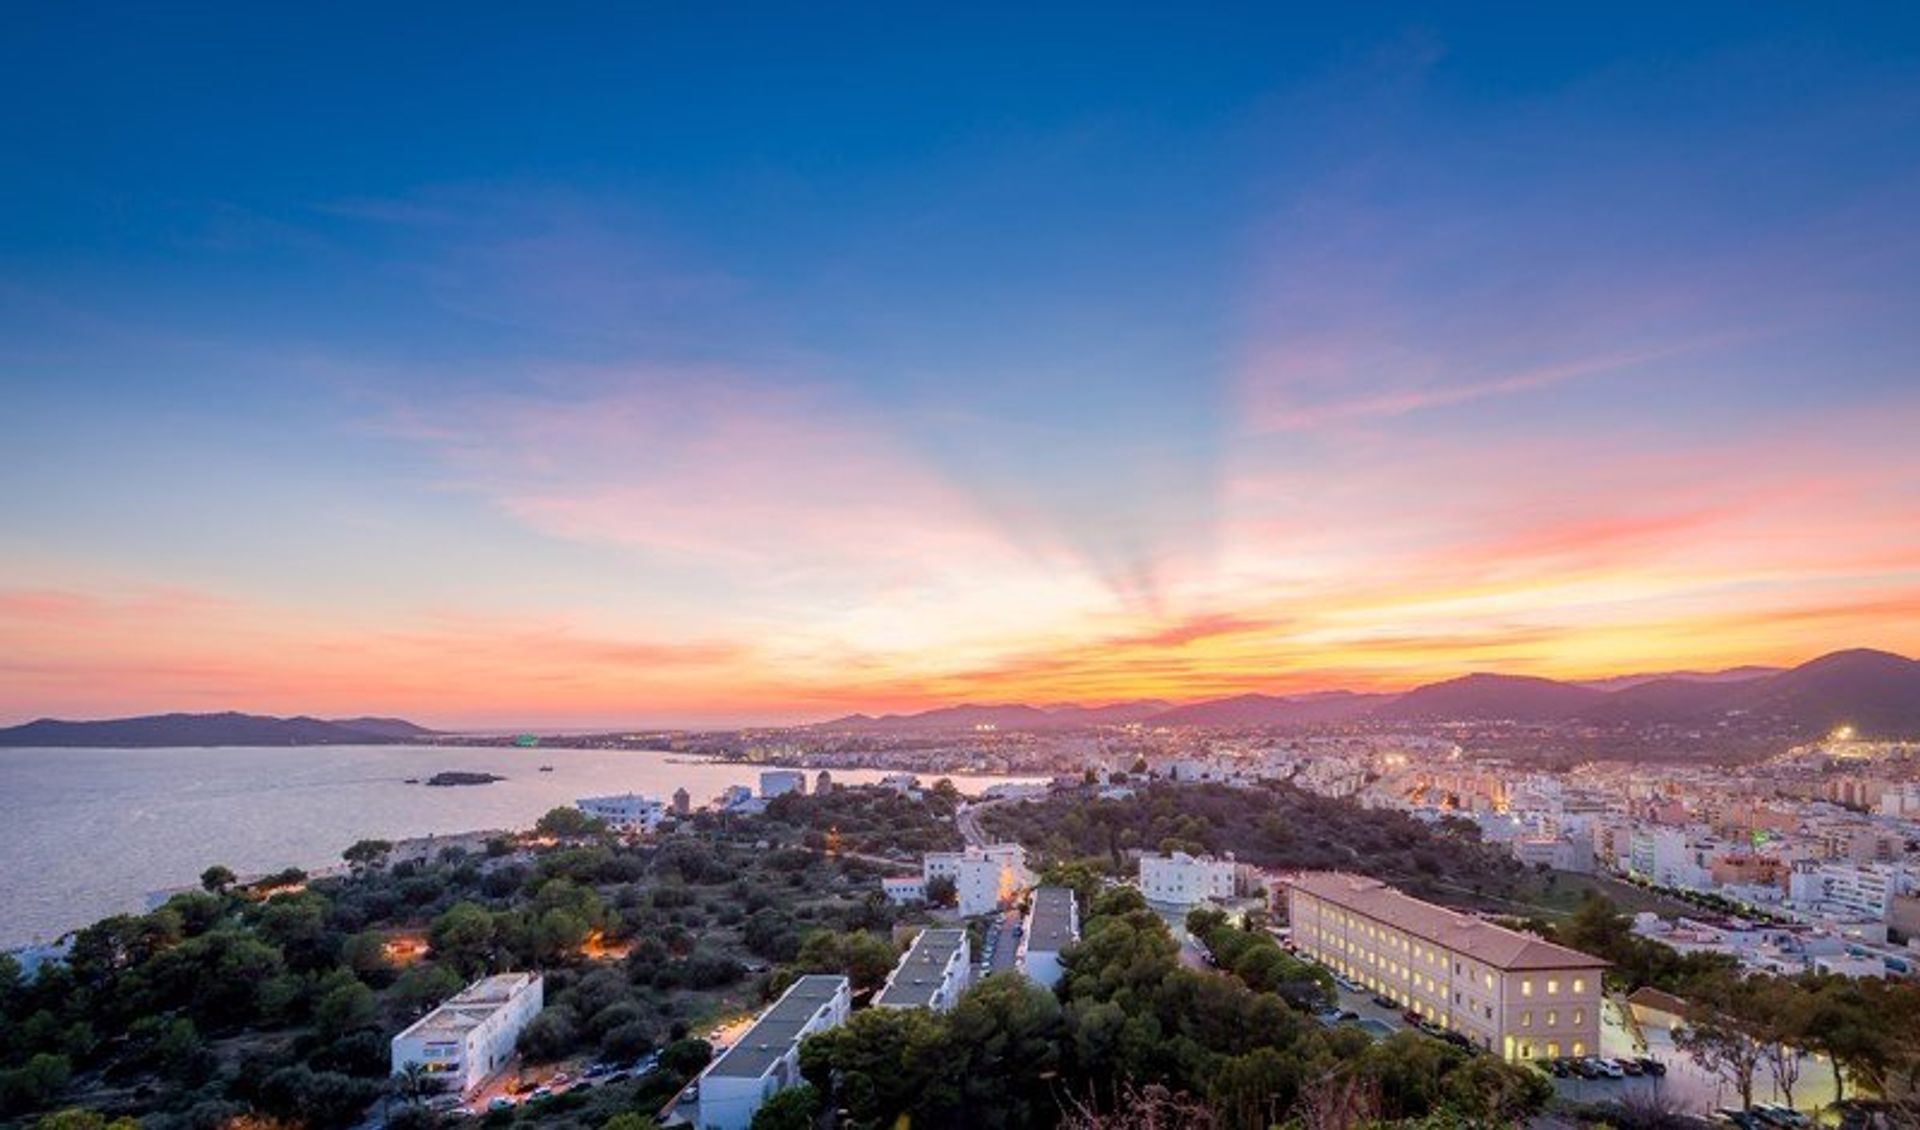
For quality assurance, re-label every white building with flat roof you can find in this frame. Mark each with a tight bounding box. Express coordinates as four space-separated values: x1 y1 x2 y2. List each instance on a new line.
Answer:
390 972 543 1095
696 975 850 1130
923 844 1032 916
874 928 971 1012
1286 872 1607 1064
1139 851 1242 907
760 770 807 799
1017 886 1079 989
575 793 666 834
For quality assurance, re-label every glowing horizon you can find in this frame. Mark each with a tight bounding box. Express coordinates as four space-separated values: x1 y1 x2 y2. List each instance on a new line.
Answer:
4 8 1918 729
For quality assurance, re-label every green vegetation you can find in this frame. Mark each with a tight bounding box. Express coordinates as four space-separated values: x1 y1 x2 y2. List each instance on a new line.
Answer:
983 782 1544 910
797 886 1550 1129
0 794 932 1128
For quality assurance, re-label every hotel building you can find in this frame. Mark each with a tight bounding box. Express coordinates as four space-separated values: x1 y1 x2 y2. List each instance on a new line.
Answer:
697 975 850 1130
389 972 544 1094
1285 872 1606 1063
574 793 666 834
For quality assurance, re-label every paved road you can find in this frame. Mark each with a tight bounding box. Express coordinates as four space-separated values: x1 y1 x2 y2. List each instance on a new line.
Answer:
980 910 1021 974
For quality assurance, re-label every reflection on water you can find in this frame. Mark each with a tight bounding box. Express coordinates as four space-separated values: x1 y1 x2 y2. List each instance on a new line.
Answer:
0 745 1039 947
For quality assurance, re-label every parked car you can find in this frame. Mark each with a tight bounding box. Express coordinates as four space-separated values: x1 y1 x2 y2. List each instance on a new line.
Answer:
1572 1058 1603 1079
1371 994 1397 1009
1337 1010 1359 1022
1599 1058 1626 1079
1717 1110 1762 1130
1637 1056 1668 1076
1621 1058 1644 1075
487 1097 517 1112
1756 1104 1810 1128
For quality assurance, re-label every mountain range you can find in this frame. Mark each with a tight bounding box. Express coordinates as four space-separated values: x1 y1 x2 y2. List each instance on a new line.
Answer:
811 649 1920 737
0 712 437 747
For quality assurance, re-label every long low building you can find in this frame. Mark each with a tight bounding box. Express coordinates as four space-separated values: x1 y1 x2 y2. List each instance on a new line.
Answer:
575 793 666 833
874 928 972 1011
1285 872 1606 1063
697 975 850 1130
390 972 544 1095
1017 886 1079 989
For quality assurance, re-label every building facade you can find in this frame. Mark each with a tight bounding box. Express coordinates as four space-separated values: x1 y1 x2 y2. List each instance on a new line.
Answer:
390 972 544 1095
923 843 1032 916
575 793 666 834
760 770 807 799
1139 851 1242 907
1285 872 1606 1063
697 975 850 1130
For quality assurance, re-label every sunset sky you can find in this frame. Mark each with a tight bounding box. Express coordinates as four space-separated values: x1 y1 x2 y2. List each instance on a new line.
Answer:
4 5 1919 727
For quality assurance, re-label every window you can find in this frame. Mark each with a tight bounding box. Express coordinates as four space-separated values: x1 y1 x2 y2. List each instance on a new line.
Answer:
1520 1043 1533 1059
1547 1042 1560 1057
1547 979 1560 994
1546 1011 1557 1026
1573 1009 1585 1025
1572 1041 1586 1056
1484 972 1494 990
1573 978 1587 994
1521 1011 1532 1028
1521 979 1534 997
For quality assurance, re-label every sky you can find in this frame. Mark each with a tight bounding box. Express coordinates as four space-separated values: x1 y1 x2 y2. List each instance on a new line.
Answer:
3 3 1919 728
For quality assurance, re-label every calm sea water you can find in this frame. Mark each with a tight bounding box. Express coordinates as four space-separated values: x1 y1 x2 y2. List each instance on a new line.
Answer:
0 745 1040 948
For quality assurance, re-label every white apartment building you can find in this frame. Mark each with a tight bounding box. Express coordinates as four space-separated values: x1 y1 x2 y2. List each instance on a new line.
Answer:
697 975 850 1130
874 928 971 1011
1628 826 1711 889
1286 872 1606 1064
760 770 807 799
574 793 666 834
923 844 1033 916
390 972 544 1095
1017 886 1080 989
1139 851 1242 907
1788 861 1915 921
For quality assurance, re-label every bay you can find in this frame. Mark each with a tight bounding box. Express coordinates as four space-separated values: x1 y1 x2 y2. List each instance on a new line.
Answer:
0 745 1040 948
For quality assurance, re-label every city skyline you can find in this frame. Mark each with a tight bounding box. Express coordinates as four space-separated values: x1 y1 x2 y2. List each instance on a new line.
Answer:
5 5 1920 727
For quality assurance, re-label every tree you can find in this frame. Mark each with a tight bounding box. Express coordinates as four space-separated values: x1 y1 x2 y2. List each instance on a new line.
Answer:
1677 1010 1763 1112
791 930 898 993
313 973 378 1039
428 902 496 976
200 865 237 894
602 1115 661 1130
535 807 607 838
749 1083 820 1130
342 839 394 871
31 1111 140 1130
924 875 958 908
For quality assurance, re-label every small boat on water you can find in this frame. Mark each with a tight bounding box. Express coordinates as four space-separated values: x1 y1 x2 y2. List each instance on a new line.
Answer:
538 765 555 772
404 777 420 784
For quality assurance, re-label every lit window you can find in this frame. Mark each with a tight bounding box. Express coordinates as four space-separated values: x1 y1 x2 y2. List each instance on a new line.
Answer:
1521 1011 1532 1028
1573 1009 1585 1025
1547 979 1560 994
1573 978 1586 994
1521 979 1534 997
1572 1041 1586 1056
1484 973 1494 990
1547 1011 1557 1026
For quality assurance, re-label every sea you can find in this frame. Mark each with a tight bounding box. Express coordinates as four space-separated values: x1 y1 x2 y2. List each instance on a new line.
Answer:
0 745 1044 949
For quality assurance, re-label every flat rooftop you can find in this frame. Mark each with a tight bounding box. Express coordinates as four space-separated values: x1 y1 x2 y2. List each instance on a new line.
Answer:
1026 887 1078 952
704 975 847 1079
874 929 967 1008
1287 872 1607 971
394 972 538 1042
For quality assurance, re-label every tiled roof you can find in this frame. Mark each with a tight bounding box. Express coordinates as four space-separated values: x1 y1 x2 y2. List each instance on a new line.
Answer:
1286 872 1608 971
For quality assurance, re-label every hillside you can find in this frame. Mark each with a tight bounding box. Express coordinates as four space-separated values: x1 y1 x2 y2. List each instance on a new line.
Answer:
1144 690 1390 726
1371 672 1609 722
0 711 432 747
